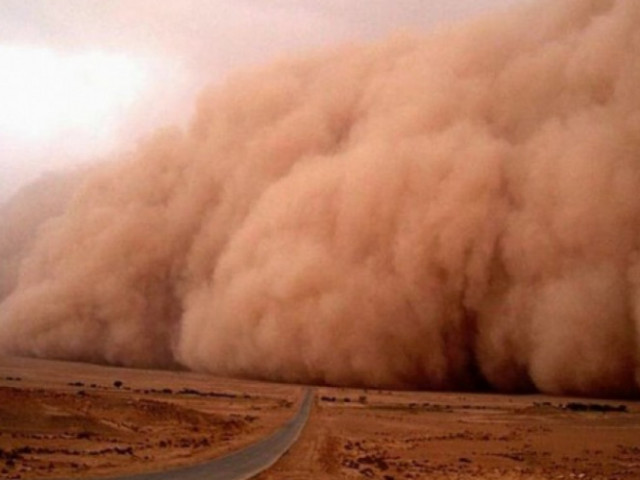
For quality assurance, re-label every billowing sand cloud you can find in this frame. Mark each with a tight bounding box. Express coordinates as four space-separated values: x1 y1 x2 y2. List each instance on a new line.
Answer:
1 0 639 397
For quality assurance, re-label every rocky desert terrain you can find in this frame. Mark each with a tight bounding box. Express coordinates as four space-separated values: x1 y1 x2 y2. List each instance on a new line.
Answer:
1 357 639 480
257 388 640 480
0 356 300 479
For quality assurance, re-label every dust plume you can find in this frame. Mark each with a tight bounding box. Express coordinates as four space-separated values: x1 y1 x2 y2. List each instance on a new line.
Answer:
1 0 639 397
0 168 90 299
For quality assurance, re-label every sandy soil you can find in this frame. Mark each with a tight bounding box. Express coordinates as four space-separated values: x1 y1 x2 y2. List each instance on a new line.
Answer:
0 356 300 479
257 388 640 480
2 357 639 480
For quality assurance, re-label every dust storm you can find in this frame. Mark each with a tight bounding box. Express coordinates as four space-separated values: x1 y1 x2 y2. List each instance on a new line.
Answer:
1 0 639 398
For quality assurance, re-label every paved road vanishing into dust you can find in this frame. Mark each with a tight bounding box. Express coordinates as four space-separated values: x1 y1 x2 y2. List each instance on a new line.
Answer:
85 388 314 480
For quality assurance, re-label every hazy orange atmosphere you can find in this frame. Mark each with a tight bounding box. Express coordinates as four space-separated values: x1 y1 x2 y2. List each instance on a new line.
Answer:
2 0 640 399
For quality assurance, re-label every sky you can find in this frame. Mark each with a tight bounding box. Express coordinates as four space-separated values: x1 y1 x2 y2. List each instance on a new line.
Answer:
0 0 524 201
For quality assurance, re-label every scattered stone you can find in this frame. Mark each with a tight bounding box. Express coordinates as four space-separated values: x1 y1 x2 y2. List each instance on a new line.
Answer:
562 402 628 413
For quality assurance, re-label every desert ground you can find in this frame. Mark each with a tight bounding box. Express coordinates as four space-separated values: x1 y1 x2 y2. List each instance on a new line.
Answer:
1 357 639 480
257 389 640 480
0 356 300 479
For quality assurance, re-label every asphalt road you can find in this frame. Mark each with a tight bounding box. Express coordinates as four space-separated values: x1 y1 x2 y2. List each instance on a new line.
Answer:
81 388 314 480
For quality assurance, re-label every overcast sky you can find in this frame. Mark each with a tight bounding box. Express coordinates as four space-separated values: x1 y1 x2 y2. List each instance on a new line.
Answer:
0 0 524 201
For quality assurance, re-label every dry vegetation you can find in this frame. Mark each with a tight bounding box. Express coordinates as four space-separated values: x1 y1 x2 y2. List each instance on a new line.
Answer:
0 356 299 479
